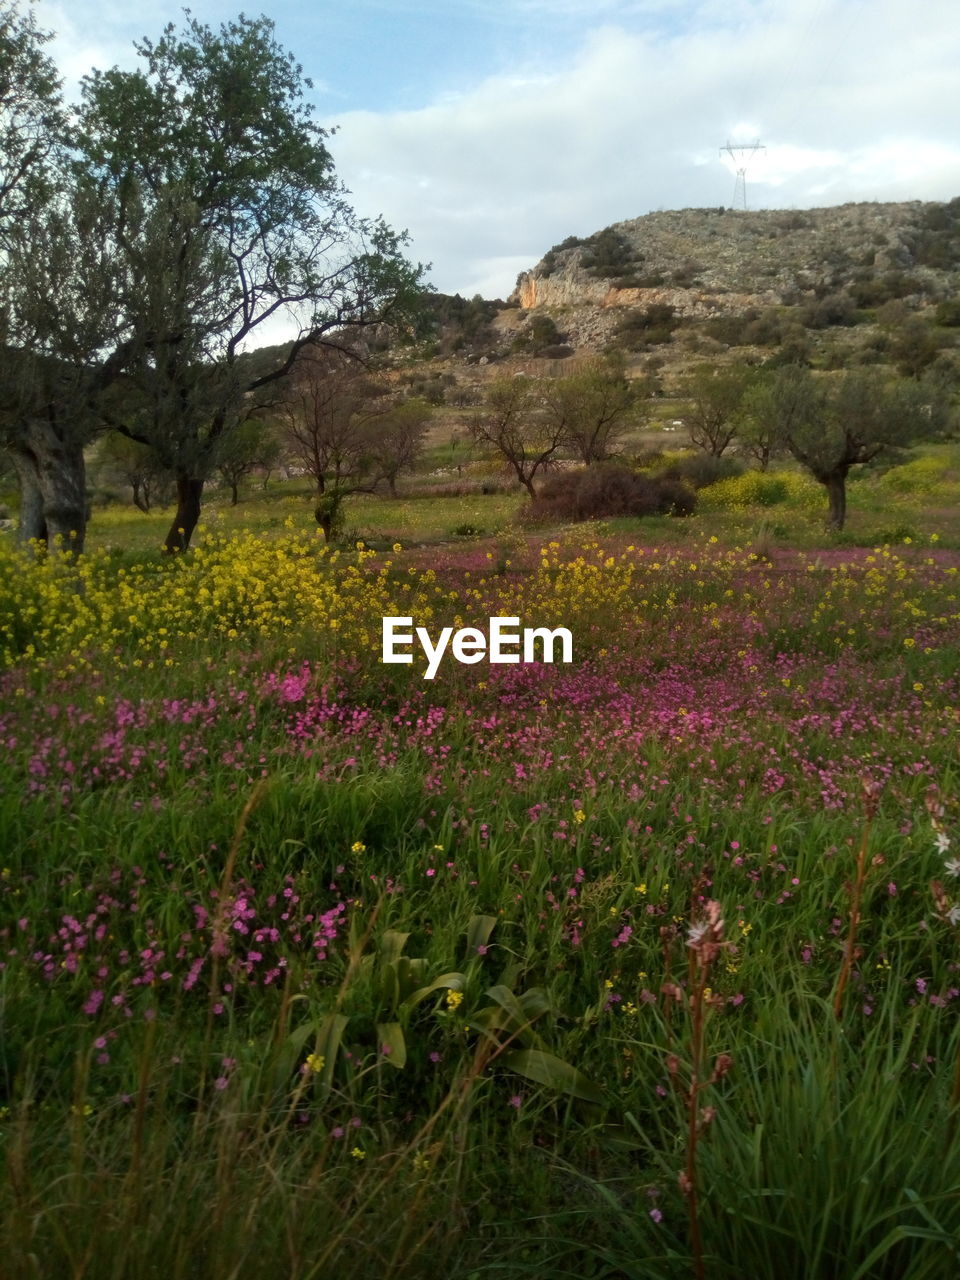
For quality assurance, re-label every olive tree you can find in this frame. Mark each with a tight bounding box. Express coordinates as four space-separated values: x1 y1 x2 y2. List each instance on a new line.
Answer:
541 354 639 464
1 181 128 551
760 366 949 530
681 363 757 457
75 12 425 552
0 1 101 550
0 1 64 235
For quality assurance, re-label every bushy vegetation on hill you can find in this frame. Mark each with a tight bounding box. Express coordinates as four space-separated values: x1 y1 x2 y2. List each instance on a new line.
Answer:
523 462 695 523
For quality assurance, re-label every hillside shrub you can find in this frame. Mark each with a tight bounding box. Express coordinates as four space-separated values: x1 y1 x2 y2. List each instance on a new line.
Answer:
512 315 567 355
700 309 789 351
580 228 642 281
614 304 678 350
539 234 586 277
799 292 858 329
523 463 695 523
698 469 822 512
877 453 956 496
935 298 960 327
849 271 923 308
658 452 744 490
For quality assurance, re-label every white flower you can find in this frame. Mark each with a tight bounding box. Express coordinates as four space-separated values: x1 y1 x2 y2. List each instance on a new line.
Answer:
935 831 951 854
944 857 960 878
947 905 960 927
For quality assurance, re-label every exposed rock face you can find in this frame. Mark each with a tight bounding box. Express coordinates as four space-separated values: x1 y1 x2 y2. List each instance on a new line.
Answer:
516 267 608 310
512 200 958 316
518 273 781 317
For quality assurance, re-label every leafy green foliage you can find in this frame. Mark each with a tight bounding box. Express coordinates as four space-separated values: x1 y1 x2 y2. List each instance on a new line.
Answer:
613 303 679 350
73 12 426 551
0 1 65 234
512 313 567 355
580 227 643 281
422 293 502 353
541 354 639 464
680 362 758 457
750 365 951 528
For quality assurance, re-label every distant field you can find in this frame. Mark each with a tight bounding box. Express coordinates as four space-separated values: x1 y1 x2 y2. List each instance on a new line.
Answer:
65 439 960 557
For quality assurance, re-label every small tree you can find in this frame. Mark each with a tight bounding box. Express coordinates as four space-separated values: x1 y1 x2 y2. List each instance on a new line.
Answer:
366 396 432 497
95 432 174 512
277 343 390 539
541 354 640 464
681 364 756 457
735 377 794 472
469 375 565 498
889 317 941 379
762 366 948 529
216 419 281 505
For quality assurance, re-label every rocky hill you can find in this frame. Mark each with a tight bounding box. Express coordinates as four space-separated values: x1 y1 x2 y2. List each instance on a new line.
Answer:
503 200 960 355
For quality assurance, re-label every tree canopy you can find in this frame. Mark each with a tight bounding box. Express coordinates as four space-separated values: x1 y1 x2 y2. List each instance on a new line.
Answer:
756 365 949 529
1 8 427 553
75 12 426 551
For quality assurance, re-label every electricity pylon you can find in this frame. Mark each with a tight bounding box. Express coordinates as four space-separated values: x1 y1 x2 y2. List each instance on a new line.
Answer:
719 140 765 210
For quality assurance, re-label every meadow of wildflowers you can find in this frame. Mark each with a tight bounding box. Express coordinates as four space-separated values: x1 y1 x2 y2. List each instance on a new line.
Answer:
1 526 959 1278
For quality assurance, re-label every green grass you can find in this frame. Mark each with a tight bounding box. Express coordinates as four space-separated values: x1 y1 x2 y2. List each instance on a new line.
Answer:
2 469 960 1278
69 440 960 558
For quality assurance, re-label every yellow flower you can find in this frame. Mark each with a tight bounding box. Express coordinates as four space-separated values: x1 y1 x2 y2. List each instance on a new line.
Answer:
305 1053 325 1073
350 1146 366 1160
393 543 403 553
351 841 366 854
445 989 464 1010
573 809 586 825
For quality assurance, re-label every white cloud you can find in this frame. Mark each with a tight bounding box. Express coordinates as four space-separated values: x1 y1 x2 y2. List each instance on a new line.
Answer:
28 0 960 302
329 0 960 296
36 1 141 97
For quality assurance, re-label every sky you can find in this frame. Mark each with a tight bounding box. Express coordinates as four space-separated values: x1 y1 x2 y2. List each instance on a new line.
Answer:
34 0 960 302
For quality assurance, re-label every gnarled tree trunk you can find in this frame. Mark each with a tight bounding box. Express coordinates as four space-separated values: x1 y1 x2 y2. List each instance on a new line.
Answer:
163 472 205 553
10 445 47 546
11 423 88 553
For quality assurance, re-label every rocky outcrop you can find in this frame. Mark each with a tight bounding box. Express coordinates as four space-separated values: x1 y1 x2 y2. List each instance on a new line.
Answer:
517 274 782 317
512 200 958 316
